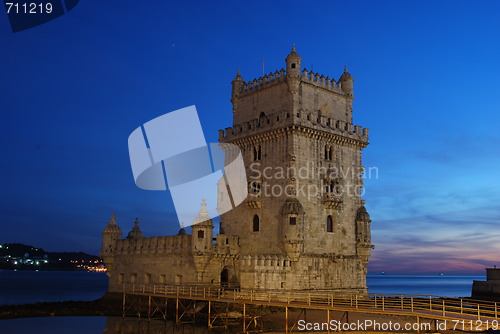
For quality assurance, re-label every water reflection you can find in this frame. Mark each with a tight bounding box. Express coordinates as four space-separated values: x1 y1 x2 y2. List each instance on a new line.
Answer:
104 317 219 334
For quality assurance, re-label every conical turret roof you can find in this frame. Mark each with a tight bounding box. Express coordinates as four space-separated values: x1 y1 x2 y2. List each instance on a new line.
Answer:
103 212 122 234
127 218 144 239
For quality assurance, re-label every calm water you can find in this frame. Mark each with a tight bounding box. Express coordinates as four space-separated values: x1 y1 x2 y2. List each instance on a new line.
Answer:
0 271 484 306
0 271 486 333
367 274 485 297
0 270 108 305
0 317 210 334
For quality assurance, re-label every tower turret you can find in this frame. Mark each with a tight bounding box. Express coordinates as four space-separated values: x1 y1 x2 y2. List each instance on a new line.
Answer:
231 69 245 113
281 198 305 261
127 218 144 239
286 44 302 107
285 44 302 77
356 205 373 252
100 212 122 257
191 199 214 253
339 66 354 97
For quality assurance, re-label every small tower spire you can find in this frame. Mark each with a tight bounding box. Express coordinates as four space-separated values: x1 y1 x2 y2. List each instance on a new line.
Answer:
127 218 144 239
198 198 209 217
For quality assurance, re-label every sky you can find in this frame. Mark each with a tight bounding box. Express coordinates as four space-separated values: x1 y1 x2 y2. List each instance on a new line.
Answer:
1 0 499 275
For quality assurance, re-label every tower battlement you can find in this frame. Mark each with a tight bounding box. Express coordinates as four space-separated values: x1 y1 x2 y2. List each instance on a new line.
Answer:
218 109 369 144
236 68 347 98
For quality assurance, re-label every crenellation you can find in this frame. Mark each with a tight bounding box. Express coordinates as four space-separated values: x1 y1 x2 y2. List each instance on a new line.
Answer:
219 110 369 144
113 235 193 256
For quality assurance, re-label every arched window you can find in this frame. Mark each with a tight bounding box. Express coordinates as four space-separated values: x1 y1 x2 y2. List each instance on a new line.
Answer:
253 215 260 232
326 216 334 233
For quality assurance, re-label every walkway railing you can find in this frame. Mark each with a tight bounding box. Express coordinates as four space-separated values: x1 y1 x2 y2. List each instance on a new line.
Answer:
123 283 500 330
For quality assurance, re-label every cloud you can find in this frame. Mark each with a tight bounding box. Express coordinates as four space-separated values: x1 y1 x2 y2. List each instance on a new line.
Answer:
368 205 500 274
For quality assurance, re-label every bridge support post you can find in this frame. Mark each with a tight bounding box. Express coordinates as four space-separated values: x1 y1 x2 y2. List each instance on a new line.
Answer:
148 295 151 320
164 297 168 320
122 292 126 318
285 306 289 333
193 300 196 324
243 303 246 332
175 298 179 323
208 300 211 328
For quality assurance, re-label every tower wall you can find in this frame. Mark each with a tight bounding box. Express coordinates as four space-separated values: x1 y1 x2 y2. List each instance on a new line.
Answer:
101 48 372 295
219 47 372 293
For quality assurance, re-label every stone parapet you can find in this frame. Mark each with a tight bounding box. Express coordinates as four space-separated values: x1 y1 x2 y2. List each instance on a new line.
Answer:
218 110 368 144
237 68 346 98
114 235 191 255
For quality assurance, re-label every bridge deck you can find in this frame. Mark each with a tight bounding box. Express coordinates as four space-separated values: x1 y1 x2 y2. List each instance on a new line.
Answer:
122 283 500 331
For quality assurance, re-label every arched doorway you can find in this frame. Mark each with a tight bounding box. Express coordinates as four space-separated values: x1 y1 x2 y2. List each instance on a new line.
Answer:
220 266 239 289
220 268 229 287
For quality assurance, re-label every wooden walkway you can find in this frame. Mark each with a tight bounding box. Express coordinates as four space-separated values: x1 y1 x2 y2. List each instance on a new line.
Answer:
122 283 500 332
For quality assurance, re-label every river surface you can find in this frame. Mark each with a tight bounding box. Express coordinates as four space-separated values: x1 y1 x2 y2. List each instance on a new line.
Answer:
0 271 486 333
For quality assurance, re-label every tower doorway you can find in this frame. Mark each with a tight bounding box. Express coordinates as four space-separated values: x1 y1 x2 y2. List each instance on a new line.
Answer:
220 266 239 289
221 268 229 287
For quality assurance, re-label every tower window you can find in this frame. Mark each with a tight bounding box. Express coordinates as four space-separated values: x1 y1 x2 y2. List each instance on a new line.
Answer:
327 216 334 233
291 63 296 69
252 145 262 161
250 181 261 193
289 217 296 225
253 215 260 232
198 230 204 239
324 146 333 160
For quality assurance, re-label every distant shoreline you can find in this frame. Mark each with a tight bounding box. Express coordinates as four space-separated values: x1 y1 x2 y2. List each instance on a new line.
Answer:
0 294 122 320
0 268 104 272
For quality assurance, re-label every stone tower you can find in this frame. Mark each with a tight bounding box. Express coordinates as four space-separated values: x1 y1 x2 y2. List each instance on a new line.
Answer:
100 212 122 274
218 46 373 293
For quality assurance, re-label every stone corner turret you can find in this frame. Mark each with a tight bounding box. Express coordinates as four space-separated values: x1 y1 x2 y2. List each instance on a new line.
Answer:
100 212 122 258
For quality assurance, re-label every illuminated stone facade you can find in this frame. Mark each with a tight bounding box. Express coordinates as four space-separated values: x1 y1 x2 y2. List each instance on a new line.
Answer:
101 47 373 295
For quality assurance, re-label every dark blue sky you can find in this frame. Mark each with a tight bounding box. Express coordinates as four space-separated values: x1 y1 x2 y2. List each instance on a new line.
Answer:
1 0 499 274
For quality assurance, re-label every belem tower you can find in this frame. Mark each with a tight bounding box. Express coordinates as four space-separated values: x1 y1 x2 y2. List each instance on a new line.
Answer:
101 47 374 295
